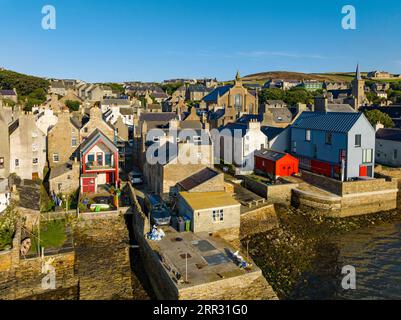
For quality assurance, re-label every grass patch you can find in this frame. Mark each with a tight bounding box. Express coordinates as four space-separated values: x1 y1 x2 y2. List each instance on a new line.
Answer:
31 219 67 253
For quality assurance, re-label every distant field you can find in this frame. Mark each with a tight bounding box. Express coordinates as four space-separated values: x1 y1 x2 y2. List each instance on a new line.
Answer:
242 71 355 83
241 71 401 85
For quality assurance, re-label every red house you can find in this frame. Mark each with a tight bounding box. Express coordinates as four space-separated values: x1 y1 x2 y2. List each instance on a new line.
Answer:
80 130 119 194
254 149 299 180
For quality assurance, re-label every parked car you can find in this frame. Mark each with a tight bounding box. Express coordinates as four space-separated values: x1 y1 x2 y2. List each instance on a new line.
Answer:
129 170 143 185
144 193 171 226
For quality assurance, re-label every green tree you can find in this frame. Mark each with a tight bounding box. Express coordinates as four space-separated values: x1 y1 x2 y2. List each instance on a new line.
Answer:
65 100 80 112
364 109 394 128
366 92 385 105
103 83 124 94
161 82 183 96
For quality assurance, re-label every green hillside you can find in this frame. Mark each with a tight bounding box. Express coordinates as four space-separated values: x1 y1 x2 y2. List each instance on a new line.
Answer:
0 69 49 110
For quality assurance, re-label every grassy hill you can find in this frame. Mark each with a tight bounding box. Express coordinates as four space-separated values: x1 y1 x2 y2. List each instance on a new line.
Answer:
242 71 355 83
0 69 49 110
0 69 49 96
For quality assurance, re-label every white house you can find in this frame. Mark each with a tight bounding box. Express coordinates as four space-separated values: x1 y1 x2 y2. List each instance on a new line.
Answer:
213 120 267 172
376 127 401 167
36 108 58 135
0 179 10 213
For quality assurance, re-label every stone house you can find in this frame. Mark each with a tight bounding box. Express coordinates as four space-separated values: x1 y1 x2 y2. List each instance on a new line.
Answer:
202 71 258 115
135 112 178 168
143 128 214 199
112 116 130 142
323 82 348 91
49 160 80 195
47 110 81 168
0 106 10 179
207 105 237 129
367 71 391 79
9 113 47 180
185 84 212 101
372 82 390 92
80 106 115 143
0 89 18 103
59 89 84 106
49 81 66 96
177 191 240 233
176 167 225 193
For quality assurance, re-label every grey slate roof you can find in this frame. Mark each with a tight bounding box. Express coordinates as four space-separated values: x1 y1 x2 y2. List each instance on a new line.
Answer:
325 104 356 113
49 162 74 179
261 126 285 140
220 122 248 137
292 111 363 133
254 149 288 161
208 108 225 120
376 128 401 142
0 89 16 96
269 108 293 123
140 112 177 122
202 85 232 102
178 167 218 191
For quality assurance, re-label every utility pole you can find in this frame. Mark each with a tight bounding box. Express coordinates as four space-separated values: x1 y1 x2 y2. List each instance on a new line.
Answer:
186 252 188 282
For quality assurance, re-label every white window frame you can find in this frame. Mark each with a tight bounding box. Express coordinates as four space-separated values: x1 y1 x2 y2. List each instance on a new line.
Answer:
362 149 373 164
212 209 224 222
53 153 59 162
305 129 311 142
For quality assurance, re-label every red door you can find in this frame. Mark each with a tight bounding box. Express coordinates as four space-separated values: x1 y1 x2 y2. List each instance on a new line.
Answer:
82 178 95 193
359 165 367 177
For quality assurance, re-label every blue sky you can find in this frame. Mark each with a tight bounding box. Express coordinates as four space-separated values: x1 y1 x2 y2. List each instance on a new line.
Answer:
1 0 401 82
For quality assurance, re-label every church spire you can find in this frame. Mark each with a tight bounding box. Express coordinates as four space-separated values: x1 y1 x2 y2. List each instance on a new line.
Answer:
355 63 361 80
235 70 241 81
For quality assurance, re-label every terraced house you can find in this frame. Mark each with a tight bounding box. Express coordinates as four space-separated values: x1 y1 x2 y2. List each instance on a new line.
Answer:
290 112 375 181
80 129 119 194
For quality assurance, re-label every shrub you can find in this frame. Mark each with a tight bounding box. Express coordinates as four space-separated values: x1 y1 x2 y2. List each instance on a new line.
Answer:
0 204 19 251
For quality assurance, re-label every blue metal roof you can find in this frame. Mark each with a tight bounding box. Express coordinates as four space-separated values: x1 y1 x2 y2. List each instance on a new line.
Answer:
202 85 232 102
292 111 363 133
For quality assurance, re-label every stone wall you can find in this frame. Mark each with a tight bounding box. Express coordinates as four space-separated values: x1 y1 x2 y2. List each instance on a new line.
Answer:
179 270 267 300
300 170 343 195
5 252 77 300
128 182 278 300
241 176 298 204
342 178 397 195
292 187 397 218
74 214 134 300
240 204 279 239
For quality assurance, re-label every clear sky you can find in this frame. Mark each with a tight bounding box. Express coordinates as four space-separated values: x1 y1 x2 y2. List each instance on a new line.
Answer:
1 0 401 82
